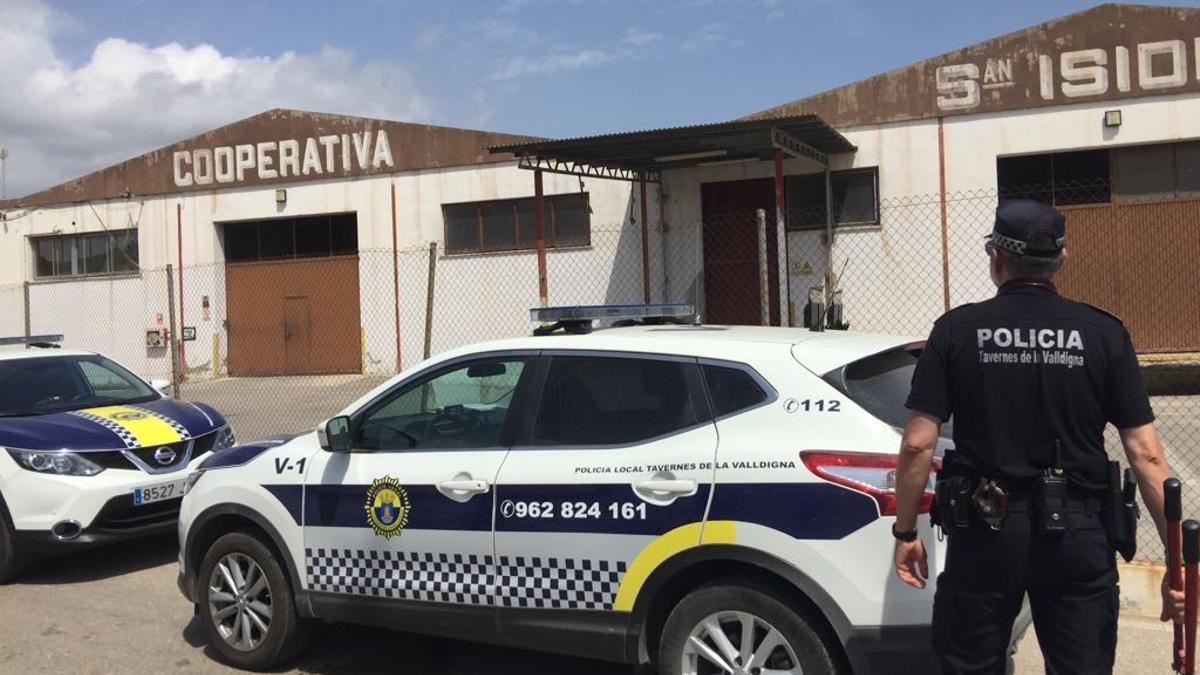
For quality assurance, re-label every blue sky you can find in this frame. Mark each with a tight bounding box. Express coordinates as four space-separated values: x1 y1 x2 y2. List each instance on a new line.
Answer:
0 0 1185 195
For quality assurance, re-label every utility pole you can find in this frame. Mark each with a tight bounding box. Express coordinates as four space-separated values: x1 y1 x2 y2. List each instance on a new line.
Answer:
0 146 7 201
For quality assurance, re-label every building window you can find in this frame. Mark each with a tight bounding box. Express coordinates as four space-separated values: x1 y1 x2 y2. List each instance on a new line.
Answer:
442 193 591 255
997 150 1111 205
32 230 139 279
1114 141 1200 202
785 169 879 230
222 213 357 263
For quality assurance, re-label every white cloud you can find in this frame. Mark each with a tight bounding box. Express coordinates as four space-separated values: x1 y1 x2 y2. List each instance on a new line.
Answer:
621 28 661 48
490 48 621 81
0 0 432 198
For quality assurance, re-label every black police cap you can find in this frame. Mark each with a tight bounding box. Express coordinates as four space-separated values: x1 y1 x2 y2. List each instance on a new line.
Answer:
986 199 1066 258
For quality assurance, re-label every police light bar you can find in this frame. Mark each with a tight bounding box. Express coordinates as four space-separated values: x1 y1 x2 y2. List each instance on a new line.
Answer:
0 334 64 346
530 304 695 324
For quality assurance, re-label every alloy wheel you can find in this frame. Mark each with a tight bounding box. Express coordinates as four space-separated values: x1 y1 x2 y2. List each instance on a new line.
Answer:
207 552 273 652
681 610 802 675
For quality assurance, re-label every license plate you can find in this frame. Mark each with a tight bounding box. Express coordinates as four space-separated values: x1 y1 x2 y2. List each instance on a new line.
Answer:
133 478 188 506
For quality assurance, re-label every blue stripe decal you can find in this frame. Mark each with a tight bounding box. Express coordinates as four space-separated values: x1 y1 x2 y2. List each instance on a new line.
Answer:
709 483 879 540
199 438 290 470
266 481 877 540
304 485 493 532
263 484 304 525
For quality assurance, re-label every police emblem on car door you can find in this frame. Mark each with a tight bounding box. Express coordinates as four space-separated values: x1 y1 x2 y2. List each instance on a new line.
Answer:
492 353 718 640
301 354 533 618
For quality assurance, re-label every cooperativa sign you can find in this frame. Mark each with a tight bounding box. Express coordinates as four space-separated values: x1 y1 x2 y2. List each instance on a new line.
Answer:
173 130 394 187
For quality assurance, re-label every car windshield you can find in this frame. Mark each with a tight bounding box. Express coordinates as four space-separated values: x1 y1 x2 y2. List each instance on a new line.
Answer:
824 345 954 443
0 355 159 417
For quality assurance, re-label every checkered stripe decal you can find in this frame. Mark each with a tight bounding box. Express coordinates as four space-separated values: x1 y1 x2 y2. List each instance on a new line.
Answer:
132 406 192 439
307 549 496 605
67 410 139 448
305 549 627 610
496 556 626 611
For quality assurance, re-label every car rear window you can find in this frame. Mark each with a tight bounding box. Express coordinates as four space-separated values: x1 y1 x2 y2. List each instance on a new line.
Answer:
826 345 953 439
703 364 768 418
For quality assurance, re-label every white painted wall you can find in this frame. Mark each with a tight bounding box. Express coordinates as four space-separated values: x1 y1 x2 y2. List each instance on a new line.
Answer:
1 162 650 378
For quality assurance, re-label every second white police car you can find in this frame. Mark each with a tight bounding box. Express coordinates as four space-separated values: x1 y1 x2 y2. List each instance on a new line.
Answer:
178 305 946 674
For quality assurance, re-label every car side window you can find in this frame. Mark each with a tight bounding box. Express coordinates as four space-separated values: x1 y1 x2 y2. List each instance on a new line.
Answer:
357 358 527 451
703 364 768 417
530 355 703 446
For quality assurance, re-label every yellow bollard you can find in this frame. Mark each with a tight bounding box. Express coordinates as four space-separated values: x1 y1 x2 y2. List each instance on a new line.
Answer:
211 333 220 379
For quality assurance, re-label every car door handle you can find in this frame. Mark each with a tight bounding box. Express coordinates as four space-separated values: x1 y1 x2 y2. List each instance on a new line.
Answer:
634 479 697 496
437 479 490 495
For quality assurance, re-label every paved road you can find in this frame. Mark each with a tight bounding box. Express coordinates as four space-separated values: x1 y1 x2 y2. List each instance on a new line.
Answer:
0 534 1174 675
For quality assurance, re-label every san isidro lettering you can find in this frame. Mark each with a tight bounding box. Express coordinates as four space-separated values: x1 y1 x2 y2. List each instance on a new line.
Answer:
172 130 394 187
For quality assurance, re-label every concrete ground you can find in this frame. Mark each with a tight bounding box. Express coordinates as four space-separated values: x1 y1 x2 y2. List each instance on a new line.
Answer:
0 534 1175 675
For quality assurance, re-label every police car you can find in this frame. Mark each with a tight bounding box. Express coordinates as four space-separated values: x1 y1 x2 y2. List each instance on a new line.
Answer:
177 305 947 673
0 335 234 581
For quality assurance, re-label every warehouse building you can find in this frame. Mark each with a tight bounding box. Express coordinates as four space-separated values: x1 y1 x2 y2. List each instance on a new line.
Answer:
1 3 1197 380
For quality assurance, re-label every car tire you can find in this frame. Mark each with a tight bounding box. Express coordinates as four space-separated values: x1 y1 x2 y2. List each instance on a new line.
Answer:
198 530 308 670
658 584 841 675
0 513 25 584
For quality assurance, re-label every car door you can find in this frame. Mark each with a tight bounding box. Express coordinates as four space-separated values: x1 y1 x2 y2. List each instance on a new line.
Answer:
301 352 535 637
491 351 718 659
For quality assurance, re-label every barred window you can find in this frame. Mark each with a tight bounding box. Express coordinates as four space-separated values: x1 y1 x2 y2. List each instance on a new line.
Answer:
1114 141 1200 202
786 169 879 230
997 150 1110 205
32 229 139 279
442 193 591 255
222 213 357 262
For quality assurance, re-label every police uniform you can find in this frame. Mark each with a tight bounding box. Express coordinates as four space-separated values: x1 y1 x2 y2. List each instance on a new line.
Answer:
906 200 1155 674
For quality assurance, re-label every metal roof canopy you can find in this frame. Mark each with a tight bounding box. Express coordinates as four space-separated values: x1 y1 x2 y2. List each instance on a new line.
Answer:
488 115 856 183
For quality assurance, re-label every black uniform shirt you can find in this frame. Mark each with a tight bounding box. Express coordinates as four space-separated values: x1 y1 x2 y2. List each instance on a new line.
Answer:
906 278 1155 489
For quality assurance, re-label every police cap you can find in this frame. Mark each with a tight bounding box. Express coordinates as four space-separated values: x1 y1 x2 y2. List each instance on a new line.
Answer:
986 199 1066 258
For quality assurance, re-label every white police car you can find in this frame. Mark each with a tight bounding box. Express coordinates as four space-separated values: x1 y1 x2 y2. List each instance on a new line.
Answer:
0 335 234 581
178 305 947 673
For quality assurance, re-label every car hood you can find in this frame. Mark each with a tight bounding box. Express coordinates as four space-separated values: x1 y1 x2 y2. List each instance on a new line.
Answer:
0 398 227 451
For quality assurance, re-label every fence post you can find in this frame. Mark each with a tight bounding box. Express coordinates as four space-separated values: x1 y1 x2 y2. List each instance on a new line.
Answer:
166 265 181 399
424 242 437 360
757 209 769 327
22 281 30 337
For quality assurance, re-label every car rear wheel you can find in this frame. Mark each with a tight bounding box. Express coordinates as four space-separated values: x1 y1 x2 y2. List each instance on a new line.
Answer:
198 531 308 670
658 585 840 675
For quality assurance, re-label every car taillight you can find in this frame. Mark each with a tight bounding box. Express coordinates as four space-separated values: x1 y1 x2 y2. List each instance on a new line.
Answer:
800 450 940 517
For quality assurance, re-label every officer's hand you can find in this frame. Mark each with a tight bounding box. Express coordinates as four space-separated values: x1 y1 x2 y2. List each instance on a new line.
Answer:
894 538 928 589
1161 575 1185 624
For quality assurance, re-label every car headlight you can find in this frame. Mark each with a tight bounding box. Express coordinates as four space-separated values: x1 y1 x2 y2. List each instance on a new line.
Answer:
6 448 104 476
214 426 236 451
184 469 207 493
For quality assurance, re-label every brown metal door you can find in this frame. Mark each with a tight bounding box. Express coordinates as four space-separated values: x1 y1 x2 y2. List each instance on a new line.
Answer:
283 296 311 373
1057 200 1200 353
226 256 361 376
701 179 781 325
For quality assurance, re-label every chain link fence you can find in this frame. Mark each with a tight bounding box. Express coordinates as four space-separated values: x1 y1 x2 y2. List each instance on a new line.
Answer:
8 185 1197 561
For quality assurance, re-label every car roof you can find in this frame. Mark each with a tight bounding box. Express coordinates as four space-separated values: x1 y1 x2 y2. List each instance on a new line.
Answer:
438 324 919 367
0 347 96 361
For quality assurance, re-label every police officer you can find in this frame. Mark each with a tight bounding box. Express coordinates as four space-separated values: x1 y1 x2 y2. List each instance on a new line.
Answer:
890 199 1185 674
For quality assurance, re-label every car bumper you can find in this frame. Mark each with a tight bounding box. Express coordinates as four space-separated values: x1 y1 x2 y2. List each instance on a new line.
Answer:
9 490 183 554
844 625 940 674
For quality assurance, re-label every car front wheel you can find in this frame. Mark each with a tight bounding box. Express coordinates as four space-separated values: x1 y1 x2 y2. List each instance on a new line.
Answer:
658 584 841 675
0 511 25 583
198 531 308 670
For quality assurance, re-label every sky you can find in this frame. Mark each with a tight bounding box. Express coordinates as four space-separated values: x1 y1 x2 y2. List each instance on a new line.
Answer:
0 0 1186 197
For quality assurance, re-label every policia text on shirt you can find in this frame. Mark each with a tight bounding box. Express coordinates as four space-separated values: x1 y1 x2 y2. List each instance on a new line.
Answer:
889 200 1185 675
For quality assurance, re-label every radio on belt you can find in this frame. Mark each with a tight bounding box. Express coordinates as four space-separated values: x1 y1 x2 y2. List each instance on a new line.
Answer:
530 303 697 335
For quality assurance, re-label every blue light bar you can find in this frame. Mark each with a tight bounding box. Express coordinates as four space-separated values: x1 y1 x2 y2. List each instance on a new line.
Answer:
530 303 696 324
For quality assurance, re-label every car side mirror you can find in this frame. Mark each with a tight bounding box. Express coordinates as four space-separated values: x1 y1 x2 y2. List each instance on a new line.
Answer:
149 378 171 396
318 416 352 453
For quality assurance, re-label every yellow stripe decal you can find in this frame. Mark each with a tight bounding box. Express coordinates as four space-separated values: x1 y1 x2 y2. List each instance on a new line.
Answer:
82 405 184 447
612 520 737 612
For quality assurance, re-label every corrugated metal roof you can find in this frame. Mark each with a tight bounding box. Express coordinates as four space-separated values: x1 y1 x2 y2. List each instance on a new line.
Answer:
488 114 855 172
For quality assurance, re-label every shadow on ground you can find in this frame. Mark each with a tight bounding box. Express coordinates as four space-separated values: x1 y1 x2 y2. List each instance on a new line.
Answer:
11 533 178 585
183 615 641 675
